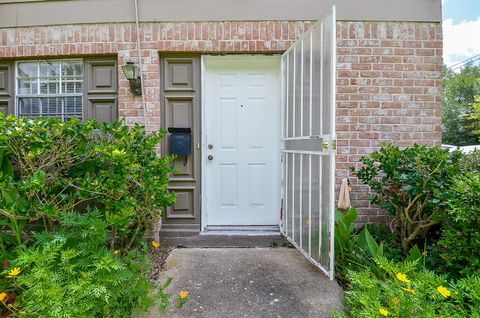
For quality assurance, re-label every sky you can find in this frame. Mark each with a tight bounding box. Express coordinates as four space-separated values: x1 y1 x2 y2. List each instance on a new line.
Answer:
442 0 480 66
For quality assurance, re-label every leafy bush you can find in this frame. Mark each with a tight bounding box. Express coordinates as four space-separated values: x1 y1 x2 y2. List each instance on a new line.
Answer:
6 212 168 318
335 208 386 282
363 224 404 263
335 208 422 284
336 258 480 318
0 115 179 316
352 144 462 252
430 171 480 278
442 65 480 146
340 146 480 318
335 208 358 265
0 114 175 249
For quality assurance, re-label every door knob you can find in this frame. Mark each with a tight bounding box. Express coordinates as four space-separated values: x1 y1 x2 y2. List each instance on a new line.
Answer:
208 144 214 149
208 155 214 160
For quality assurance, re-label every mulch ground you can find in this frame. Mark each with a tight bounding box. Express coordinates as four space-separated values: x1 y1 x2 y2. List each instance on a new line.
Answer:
148 246 172 283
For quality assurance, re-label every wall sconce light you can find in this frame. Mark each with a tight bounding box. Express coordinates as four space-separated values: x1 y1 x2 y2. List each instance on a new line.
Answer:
122 61 142 95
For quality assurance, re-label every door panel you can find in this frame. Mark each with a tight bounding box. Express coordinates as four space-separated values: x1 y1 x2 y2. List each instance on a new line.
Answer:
160 55 201 235
281 7 336 279
204 57 281 227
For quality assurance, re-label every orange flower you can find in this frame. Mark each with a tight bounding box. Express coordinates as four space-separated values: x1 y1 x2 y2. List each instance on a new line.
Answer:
179 290 189 299
0 292 7 302
391 297 400 306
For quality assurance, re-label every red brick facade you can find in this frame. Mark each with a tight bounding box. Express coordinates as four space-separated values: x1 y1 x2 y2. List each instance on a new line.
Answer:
336 22 443 222
0 20 443 222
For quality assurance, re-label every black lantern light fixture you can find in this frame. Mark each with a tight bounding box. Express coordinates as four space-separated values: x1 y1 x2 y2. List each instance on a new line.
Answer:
122 61 142 95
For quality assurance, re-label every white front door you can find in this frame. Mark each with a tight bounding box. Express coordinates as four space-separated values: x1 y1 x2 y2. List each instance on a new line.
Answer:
203 56 281 227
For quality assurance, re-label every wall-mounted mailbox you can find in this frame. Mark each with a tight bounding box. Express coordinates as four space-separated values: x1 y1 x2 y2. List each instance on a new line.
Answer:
168 127 192 156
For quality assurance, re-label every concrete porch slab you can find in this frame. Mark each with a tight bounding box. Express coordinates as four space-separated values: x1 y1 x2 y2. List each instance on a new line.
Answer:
160 235 289 248
147 248 343 318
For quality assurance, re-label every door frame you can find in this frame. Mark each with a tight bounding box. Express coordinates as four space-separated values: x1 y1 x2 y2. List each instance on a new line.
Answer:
200 54 282 232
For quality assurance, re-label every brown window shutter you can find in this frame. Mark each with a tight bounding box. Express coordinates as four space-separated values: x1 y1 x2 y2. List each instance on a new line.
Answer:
0 62 14 115
83 57 118 123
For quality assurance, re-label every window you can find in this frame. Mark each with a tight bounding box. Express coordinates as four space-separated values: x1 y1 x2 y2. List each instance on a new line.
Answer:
16 59 84 121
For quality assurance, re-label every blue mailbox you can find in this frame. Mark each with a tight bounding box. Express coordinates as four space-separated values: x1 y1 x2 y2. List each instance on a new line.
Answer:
168 127 192 157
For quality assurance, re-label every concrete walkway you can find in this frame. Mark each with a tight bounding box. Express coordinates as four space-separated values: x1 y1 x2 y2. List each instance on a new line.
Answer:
148 248 342 318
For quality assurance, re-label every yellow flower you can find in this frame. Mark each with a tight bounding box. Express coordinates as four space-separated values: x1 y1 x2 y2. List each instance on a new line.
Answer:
379 307 390 316
0 292 7 302
151 240 160 249
7 267 21 277
114 250 120 255
396 272 411 283
112 149 126 157
437 286 451 298
401 287 416 295
391 297 400 306
179 290 189 299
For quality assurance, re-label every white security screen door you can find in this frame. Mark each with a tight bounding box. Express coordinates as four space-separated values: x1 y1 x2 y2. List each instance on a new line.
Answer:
281 7 336 279
203 56 281 227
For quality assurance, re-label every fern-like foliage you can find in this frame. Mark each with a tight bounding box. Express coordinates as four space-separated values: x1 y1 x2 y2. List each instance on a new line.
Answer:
12 212 163 318
336 257 480 318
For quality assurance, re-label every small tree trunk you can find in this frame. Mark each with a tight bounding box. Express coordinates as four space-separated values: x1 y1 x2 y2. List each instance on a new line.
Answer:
401 237 410 254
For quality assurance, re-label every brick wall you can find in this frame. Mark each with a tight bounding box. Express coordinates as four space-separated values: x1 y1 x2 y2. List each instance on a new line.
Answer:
0 22 311 133
335 22 443 222
0 20 443 222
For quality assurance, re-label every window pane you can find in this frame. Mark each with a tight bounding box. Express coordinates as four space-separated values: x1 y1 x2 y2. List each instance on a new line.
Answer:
40 61 60 77
62 61 83 77
66 82 75 93
65 96 82 115
48 81 59 94
76 82 83 94
39 80 60 95
18 98 31 115
31 98 40 115
17 62 37 78
18 79 38 94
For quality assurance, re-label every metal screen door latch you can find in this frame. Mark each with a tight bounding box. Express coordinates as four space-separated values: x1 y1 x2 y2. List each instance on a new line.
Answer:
322 140 337 150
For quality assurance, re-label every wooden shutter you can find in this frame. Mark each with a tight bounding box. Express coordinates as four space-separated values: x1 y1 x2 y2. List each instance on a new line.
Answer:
0 62 14 115
84 57 118 122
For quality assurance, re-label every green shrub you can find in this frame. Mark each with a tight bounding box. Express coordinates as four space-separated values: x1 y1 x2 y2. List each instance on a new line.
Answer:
336 258 480 318
0 114 175 249
352 144 462 252
363 224 404 263
430 171 480 278
335 208 387 282
335 208 358 264
0 115 179 316
6 212 169 318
